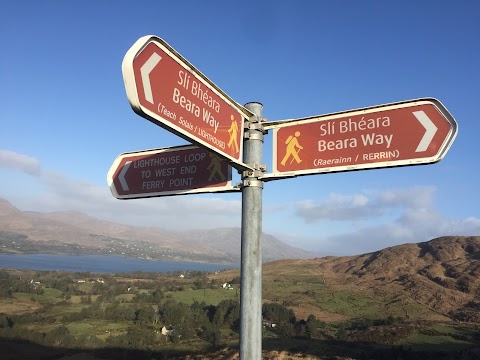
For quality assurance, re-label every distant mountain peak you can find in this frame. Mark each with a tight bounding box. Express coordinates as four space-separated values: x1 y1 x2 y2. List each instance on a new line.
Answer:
0 198 21 216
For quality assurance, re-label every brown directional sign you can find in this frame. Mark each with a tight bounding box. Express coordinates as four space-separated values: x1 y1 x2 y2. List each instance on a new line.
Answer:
263 98 458 180
122 35 253 170
107 145 238 199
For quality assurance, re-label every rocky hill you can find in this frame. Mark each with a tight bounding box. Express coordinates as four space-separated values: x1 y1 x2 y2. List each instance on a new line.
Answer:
256 236 480 323
0 198 312 263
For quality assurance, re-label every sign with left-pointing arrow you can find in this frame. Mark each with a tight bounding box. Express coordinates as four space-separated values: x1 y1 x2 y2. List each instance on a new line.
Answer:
122 35 253 170
107 145 238 199
262 98 458 180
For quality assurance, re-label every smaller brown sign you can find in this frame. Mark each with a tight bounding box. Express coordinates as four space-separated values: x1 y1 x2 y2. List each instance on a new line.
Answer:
107 145 236 199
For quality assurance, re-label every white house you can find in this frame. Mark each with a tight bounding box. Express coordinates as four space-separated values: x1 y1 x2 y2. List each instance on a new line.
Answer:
161 325 173 336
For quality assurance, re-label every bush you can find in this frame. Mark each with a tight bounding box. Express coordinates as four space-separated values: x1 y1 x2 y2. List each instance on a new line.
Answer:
262 303 296 324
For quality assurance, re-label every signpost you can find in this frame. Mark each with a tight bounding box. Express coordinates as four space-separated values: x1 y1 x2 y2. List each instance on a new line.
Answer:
263 98 458 180
122 35 254 170
112 35 460 360
107 145 237 199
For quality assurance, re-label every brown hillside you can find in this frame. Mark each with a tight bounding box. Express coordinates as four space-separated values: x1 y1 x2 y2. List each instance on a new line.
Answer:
208 236 480 323
299 236 480 322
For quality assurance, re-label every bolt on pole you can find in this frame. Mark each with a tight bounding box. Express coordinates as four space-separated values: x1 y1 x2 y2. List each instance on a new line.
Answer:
239 102 264 360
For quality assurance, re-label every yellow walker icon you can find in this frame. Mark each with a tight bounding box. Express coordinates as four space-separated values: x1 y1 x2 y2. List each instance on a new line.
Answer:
227 114 240 153
206 153 226 182
281 131 303 166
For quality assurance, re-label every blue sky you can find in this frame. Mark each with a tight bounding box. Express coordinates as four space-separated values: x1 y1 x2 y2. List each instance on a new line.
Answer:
1 1 479 255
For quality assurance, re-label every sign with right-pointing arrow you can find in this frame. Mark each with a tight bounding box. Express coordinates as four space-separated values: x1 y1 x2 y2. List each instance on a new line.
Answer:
263 98 458 180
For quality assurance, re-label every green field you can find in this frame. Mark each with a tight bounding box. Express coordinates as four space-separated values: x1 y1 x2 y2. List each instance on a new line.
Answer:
167 288 237 305
66 319 130 338
14 288 63 304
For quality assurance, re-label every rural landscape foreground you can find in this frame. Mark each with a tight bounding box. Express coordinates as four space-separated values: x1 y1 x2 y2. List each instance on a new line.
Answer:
1 196 479 358
1 229 479 358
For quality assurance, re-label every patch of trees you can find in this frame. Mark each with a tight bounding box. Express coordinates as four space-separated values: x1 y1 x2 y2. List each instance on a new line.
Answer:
0 314 13 329
261 303 329 340
60 301 135 323
133 288 164 303
0 270 43 298
297 315 328 340
348 315 405 330
347 321 414 344
0 230 28 242
5 269 469 357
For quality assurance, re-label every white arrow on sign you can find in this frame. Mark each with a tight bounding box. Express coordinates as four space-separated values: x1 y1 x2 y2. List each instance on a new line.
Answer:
119 161 131 191
413 110 438 152
140 53 162 104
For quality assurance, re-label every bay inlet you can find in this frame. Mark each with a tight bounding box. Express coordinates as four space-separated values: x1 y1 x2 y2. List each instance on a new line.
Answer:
0 254 238 274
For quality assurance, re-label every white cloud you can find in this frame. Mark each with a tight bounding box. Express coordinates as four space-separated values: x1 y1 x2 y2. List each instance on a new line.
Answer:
40 172 241 229
319 213 480 256
290 187 480 255
0 150 42 176
296 194 372 222
464 217 480 228
295 186 436 223
372 187 436 209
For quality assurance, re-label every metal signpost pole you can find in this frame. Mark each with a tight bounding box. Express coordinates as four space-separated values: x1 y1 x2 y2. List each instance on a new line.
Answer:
239 102 264 360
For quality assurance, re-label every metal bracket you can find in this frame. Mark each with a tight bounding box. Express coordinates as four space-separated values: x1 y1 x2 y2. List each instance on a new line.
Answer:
242 169 263 178
245 121 267 133
244 131 264 141
245 122 262 130
241 162 267 187
244 163 267 172
244 114 259 123
242 179 264 188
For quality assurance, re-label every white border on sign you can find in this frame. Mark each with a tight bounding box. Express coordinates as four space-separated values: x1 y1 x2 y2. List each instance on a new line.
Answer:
122 35 254 171
107 145 239 199
263 98 458 181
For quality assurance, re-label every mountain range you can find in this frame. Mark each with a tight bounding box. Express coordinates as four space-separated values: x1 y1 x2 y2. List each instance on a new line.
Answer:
0 198 312 263
1 198 479 323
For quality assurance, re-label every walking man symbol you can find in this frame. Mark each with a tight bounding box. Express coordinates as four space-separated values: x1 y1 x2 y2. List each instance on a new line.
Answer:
207 153 226 182
227 115 239 153
281 131 303 166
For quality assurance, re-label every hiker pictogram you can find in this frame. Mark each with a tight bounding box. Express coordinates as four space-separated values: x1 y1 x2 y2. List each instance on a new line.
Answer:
207 153 226 182
281 131 303 166
227 114 239 153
